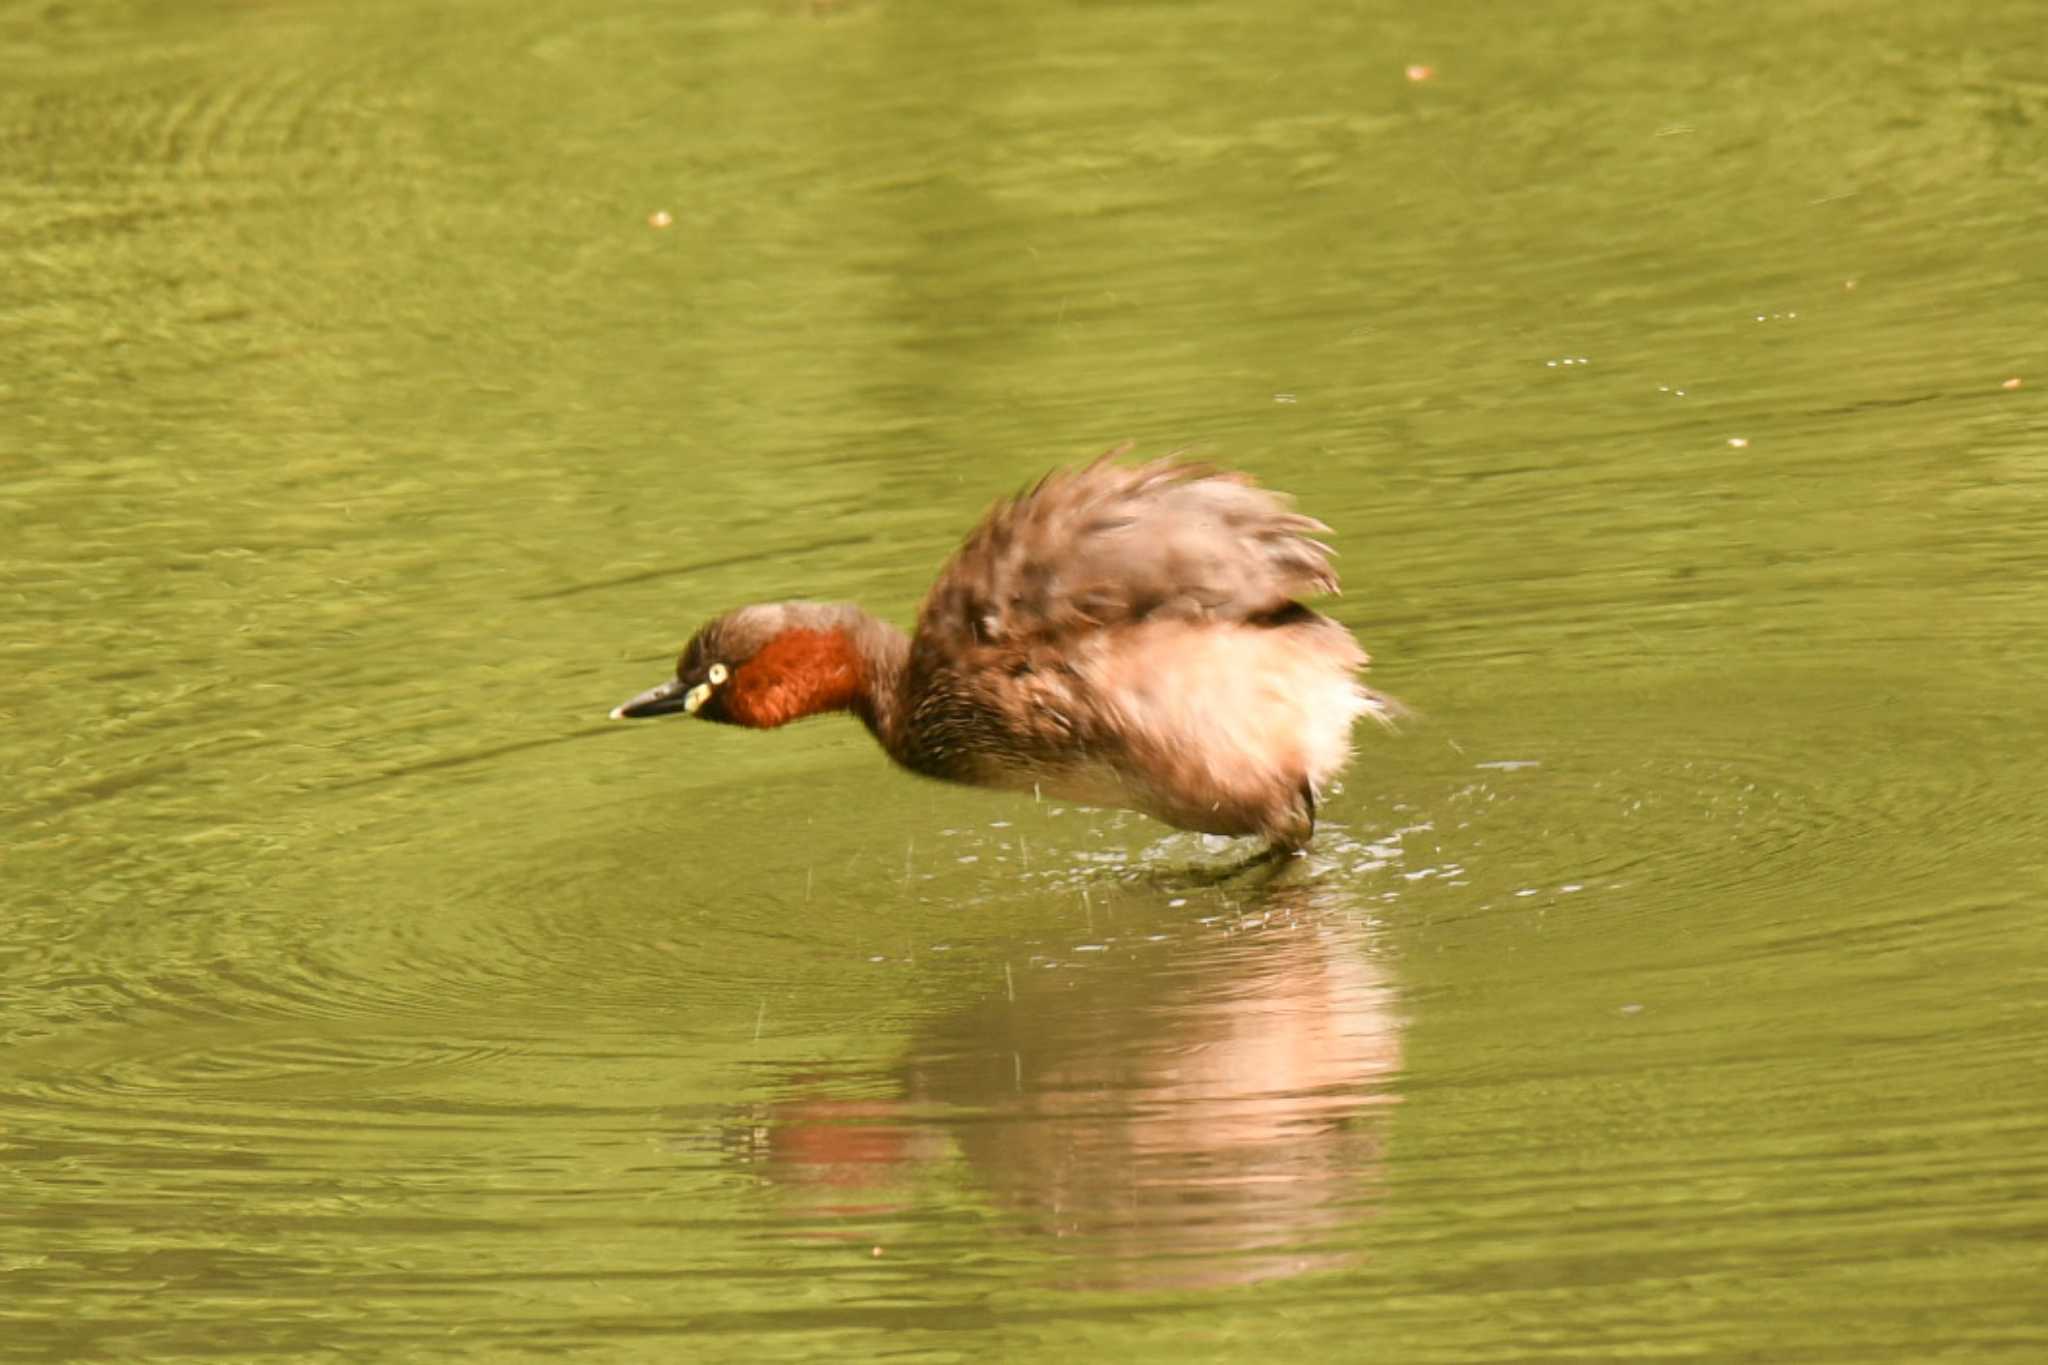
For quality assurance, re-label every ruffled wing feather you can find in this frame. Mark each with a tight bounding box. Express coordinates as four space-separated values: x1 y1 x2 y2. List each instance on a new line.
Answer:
918 454 1341 649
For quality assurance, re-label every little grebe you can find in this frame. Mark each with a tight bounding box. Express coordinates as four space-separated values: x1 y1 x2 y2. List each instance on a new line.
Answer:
609 456 1396 850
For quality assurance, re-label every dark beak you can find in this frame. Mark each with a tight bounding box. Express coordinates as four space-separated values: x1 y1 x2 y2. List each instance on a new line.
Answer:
610 678 694 720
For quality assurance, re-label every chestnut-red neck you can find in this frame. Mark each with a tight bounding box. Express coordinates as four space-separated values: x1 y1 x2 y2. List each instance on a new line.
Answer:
722 629 863 727
723 620 910 744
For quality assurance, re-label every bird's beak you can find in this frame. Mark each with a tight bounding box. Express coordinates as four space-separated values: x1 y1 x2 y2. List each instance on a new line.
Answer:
610 677 707 720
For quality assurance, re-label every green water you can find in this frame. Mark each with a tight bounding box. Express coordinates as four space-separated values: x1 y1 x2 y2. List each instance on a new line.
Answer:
6 0 2047 1359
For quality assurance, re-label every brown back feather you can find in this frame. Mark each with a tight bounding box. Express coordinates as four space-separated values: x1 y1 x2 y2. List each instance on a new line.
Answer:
917 455 1341 650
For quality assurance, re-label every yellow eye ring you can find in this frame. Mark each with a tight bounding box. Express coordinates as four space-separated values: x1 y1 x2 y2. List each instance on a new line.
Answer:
708 663 729 685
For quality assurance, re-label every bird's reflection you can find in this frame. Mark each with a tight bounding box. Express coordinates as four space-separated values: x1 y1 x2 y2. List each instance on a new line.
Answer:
743 878 1404 1287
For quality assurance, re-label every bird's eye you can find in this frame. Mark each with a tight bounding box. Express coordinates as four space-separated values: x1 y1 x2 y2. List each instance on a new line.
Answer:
708 663 729 685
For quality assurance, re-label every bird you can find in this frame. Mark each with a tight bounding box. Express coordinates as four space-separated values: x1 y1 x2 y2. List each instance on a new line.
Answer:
609 453 1397 851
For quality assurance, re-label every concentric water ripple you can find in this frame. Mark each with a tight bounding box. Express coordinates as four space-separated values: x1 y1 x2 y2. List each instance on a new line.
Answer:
6 0 2048 1352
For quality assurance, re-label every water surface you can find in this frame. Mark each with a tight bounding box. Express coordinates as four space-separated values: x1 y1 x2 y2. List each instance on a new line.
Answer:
5 0 2047 1359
